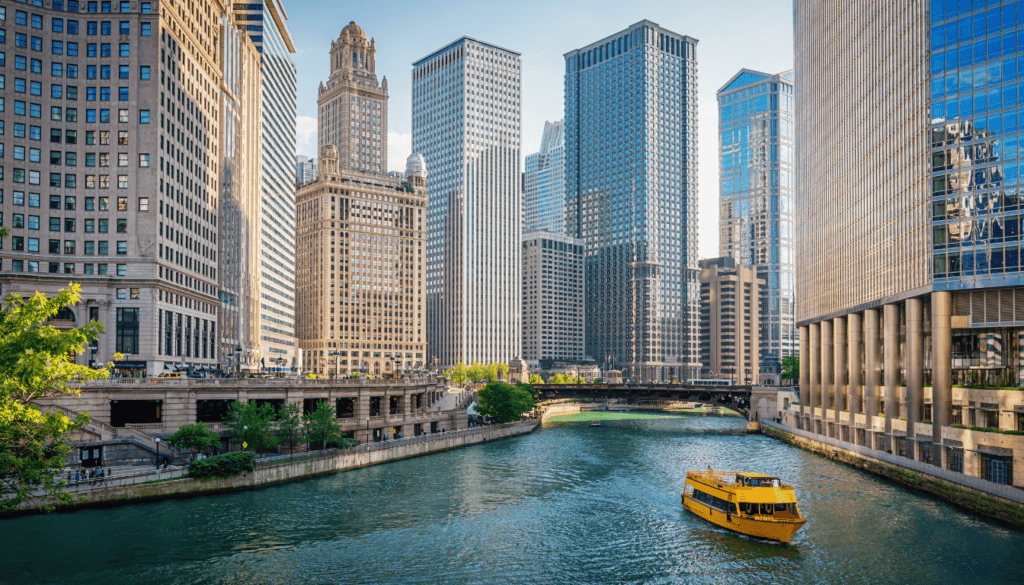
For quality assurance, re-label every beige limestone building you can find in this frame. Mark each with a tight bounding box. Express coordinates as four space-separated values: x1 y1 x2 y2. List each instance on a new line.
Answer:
0 1 266 377
699 257 762 385
296 22 426 378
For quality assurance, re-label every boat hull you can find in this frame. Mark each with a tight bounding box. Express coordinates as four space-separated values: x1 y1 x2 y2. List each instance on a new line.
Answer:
682 494 804 543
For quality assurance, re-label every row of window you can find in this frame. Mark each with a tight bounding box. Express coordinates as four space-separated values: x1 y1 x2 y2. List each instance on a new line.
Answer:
1 192 147 211
3 19 150 36
7 2 154 17
5 237 127 254
3 259 127 276
0 169 131 189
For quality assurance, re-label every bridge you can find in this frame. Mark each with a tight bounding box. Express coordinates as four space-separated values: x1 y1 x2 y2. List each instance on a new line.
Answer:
532 383 757 418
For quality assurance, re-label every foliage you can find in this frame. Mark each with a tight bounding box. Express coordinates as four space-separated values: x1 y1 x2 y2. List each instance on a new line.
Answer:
166 423 221 453
327 437 362 449
515 382 538 399
276 403 304 454
594 378 604 384
528 373 544 385
475 382 535 423
445 362 470 385
304 400 342 450
953 424 1024 436
0 284 119 513
549 373 584 384
224 401 279 454
305 373 317 380
781 356 799 382
187 451 256 480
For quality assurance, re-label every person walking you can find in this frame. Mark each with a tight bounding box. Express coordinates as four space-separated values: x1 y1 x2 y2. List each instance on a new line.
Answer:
74 469 80 484
66 470 72 484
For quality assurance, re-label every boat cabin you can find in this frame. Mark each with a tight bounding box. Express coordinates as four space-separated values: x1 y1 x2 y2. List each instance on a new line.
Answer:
735 474 781 488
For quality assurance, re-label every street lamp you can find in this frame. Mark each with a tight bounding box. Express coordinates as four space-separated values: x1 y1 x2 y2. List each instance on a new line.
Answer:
154 437 160 469
234 346 242 376
366 415 371 444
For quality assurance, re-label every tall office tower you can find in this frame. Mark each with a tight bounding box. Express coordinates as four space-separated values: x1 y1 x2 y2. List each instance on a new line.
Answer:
521 232 585 364
717 69 796 361
295 149 427 377
233 0 298 372
317 22 388 175
218 8 264 376
413 38 522 367
524 120 566 234
796 0 1024 481
699 257 763 385
295 155 318 185
565 21 700 382
0 1 253 377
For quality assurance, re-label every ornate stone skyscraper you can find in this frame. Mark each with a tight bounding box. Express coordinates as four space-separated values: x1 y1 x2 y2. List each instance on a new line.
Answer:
318 22 388 175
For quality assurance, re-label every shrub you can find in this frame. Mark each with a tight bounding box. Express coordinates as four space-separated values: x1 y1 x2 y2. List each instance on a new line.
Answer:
328 438 361 449
187 451 256 480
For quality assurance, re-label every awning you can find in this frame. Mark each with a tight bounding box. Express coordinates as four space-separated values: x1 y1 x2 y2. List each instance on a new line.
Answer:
113 360 147 370
968 445 1014 456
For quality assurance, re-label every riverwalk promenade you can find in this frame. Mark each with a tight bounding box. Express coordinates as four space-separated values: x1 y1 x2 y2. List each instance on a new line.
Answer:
11 419 538 515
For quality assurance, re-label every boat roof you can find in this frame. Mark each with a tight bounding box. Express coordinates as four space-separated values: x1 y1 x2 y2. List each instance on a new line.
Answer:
687 470 780 484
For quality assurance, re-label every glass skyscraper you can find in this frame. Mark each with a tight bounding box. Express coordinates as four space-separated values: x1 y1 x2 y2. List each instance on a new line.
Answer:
565 20 700 382
524 120 566 234
413 37 522 367
717 69 796 360
234 0 298 371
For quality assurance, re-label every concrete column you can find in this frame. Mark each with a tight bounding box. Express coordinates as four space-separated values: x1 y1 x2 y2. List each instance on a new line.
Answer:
906 298 924 453
864 308 880 426
799 326 810 421
821 319 833 431
848 312 862 432
883 303 900 451
809 322 820 420
931 291 952 465
833 317 846 428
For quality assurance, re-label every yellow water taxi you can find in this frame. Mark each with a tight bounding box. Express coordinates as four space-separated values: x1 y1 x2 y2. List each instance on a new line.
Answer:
682 468 806 543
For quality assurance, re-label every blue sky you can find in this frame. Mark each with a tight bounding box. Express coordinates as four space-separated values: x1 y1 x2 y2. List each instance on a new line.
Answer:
283 0 792 258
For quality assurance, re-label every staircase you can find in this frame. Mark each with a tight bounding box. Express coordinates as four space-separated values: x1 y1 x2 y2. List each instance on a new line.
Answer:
37 402 167 456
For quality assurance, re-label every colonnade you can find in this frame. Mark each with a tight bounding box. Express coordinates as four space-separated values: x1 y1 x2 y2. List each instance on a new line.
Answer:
797 291 952 463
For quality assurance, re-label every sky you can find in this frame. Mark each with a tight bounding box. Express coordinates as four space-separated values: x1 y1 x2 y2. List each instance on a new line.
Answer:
283 0 793 259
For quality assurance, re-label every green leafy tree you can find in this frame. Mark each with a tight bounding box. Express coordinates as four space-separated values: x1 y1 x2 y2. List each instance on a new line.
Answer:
528 373 544 385
515 382 538 399
476 381 535 423
594 378 604 384
0 284 117 513
224 401 278 455
166 423 221 454
303 400 341 450
276 402 304 455
781 356 800 382
496 362 509 381
445 362 470 385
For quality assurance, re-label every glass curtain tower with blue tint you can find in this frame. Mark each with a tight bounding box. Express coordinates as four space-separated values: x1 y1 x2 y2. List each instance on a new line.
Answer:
524 120 566 234
565 21 700 382
717 69 796 361
234 0 298 371
413 38 522 368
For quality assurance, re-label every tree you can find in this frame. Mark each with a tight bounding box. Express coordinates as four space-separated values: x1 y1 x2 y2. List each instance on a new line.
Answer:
475 382 535 423
445 362 470 385
303 400 341 450
0 284 118 513
528 373 544 385
276 403 304 455
496 362 509 381
782 356 800 382
515 382 538 399
224 401 278 455
166 423 221 454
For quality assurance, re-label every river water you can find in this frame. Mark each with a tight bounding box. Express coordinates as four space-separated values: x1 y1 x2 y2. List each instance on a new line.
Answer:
2 416 1022 585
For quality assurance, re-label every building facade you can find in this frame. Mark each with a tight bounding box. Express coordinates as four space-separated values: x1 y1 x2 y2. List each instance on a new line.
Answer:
317 22 387 175
699 257 762 385
413 37 522 368
294 148 426 377
521 231 585 364
523 120 565 234
564 20 701 382
233 0 298 372
295 154 317 185
0 1 262 377
717 69 796 361
796 0 1022 486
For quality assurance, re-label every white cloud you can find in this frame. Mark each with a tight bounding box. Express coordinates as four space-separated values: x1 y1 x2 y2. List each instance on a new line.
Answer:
295 116 317 157
387 131 413 174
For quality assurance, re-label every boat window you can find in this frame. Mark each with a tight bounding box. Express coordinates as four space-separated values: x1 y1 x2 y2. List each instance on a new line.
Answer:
772 479 780 488
750 479 761 487
691 489 731 513
774 503 787 512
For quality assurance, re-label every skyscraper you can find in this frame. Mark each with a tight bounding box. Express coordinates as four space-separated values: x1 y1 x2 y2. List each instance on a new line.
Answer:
0 1 255 376
564 21 700 382
318 22 388 175
699 257 763 385
717 69 796 361
233 0 298 372
413 37 522 367
522 232 585 364
524 120 566 234
296 155 318 186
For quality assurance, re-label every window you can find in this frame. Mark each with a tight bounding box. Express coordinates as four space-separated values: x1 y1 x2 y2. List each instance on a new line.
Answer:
65 174 75 188
116 218 126 233
27 238 38 252
117 153 127 167
139 110 149 123
118 21 129 35
66 64 77 79
116 196 127 211
140 66 150 80
48 239 59 253
49 195 59 209
12 236 24 251
139 153 149 167
66 86 77 100
50 84 62 99
118 87 128 101
101 22 110 35
12 214 24 228
84 197 94 211
28 193 39 207
53 18 64 33
116 240 127 255
116 264 126 276
52 41 63 55
118 110 127 123
100 65 110 79
68 20 79 34
118 65 128 79
27 215 38 230
138 197 148 211
51 106 62 121
118 43 128 57
115 308 139 354
67 42 78 57
65 196 75 211
64 240 75 254
87 43 97 57
97 263 107 275
84 218 94 233
117 175 126 188
98 240 108 254
141 22 151 36
141 3 152 14
85 241 94 254
64 217 75 232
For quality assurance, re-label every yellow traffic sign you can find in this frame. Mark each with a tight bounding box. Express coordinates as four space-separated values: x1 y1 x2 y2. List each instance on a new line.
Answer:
242 441 248 449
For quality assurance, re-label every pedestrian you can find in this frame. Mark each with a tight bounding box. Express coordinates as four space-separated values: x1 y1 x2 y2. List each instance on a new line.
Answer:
74 469 81 484
66 470 72 484
97 468 105 485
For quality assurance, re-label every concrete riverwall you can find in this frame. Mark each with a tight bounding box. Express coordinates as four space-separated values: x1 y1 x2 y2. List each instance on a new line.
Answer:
761 421 1024 529
16 421 538 514
540 403 582 423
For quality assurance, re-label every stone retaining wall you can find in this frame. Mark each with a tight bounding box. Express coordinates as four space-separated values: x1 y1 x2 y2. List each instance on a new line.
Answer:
15 421 538 515
762 422 1024 530
540 403 582 423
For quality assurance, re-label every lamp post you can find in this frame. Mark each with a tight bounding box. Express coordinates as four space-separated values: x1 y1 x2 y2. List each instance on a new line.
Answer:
366 415 371 444
154 437 160 469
